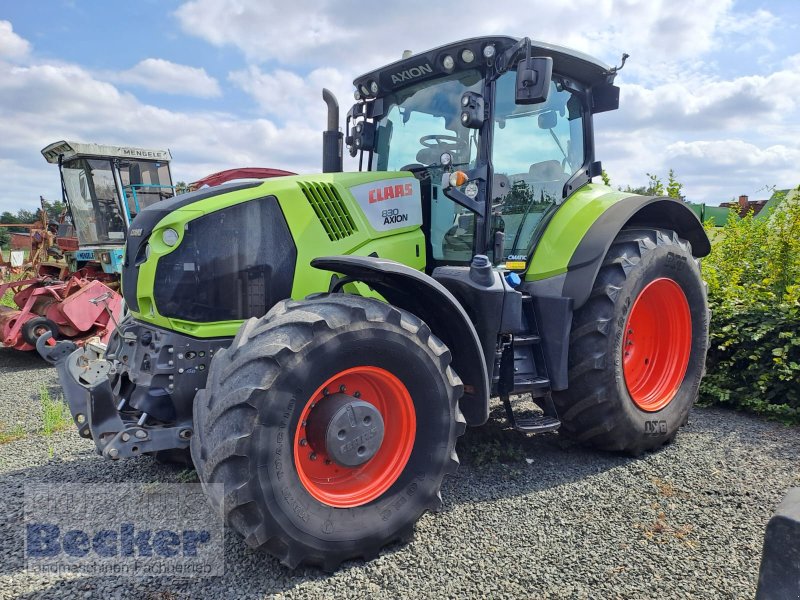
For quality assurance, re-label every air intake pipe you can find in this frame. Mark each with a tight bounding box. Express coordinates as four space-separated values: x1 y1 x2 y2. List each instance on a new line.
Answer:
322 88 343 173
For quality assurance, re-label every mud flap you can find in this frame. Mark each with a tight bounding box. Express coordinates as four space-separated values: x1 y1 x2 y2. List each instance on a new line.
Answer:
757 488 800 599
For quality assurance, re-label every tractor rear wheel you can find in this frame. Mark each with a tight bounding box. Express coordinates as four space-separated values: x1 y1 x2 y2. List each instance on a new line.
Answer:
553 228 709 455
191 294 465 570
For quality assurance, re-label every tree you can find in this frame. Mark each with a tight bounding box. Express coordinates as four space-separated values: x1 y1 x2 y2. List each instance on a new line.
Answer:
175 181 190 195
618 170 685 199
0 212 19 247
645 173 665 196
41 198 67 222
665 169 685 201
601 170 611 187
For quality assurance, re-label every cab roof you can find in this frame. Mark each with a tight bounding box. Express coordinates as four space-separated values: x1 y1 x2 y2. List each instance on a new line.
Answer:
41 140 172 164
353 36 615 97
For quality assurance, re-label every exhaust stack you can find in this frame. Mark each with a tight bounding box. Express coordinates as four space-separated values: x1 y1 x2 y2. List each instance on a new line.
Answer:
322 88 343 173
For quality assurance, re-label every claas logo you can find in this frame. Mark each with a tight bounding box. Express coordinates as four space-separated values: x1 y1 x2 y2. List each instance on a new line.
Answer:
368 183 414 204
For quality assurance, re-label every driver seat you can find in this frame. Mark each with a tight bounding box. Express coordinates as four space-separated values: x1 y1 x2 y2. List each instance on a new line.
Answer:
528 160 564 181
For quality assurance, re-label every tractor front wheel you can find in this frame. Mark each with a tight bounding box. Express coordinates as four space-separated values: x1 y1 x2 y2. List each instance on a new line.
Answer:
553 228 709 455
191 294 464 570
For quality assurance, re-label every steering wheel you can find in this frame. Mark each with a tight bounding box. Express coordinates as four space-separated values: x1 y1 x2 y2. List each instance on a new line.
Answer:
419 135 463 151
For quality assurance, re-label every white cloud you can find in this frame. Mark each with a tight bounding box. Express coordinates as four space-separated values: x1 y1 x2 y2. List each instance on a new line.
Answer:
604 66 800 133
665 139 800 170
0 20 30 58
0 56 319 212
175 0 352 64
228 65 350 124
664 140 800 201
0 2 795 212
115 58 221 98
175 0 761 74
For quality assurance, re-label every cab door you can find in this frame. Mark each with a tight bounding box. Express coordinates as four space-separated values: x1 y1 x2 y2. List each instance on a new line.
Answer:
490 73 586 268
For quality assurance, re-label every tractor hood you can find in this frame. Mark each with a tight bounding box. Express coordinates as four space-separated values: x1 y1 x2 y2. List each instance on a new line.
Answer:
122 171 425 337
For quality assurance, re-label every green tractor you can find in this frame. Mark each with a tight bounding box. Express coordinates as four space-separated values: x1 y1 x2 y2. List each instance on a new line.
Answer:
41 36 710 570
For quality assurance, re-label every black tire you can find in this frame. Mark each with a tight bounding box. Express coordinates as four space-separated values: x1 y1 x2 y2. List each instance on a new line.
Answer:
21 317 59 347
191 294 465 570
553 228 709 455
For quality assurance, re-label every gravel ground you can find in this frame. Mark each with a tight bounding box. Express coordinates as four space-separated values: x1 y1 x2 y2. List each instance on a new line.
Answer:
1 346 798 599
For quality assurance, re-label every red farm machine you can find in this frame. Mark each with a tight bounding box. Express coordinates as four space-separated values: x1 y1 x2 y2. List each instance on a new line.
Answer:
0 141 175 351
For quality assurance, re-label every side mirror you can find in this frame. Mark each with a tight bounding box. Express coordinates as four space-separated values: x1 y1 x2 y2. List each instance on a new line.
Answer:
460 92 485 129
538 110 557 130
515 56 552 105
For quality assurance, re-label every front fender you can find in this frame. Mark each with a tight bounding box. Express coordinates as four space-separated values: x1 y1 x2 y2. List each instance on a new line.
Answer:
311 255 489 425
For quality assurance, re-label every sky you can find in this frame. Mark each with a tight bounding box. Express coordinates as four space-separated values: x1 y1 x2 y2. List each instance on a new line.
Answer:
0 0 799 214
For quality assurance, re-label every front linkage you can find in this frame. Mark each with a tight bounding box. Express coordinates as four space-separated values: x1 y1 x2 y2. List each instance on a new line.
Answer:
37 317 230 460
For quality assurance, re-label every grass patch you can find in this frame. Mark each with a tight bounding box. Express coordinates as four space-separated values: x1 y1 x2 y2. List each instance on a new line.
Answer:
0 422 26 444
1 270 27 308
40 385 73 435
1 286 15 308
176 469 199 483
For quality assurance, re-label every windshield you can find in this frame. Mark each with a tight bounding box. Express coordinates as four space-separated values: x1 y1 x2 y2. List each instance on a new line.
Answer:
119 159 173 218
61 158 127 246
372 70 483 172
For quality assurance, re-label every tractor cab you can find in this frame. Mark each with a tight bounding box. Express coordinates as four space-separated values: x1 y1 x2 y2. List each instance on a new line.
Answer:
41 141 175 274
344 36 620 272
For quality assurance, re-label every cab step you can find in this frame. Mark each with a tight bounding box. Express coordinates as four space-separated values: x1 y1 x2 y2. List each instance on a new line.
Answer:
513 376 550 393
509 415 561 434
513 333 541 346
501 394 561 434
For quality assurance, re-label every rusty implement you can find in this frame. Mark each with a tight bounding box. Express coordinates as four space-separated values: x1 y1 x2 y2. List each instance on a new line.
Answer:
0 275 122 351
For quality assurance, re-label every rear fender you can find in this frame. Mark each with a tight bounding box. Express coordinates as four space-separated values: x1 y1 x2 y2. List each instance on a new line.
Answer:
528 193 711 311
311 255 489 425
563 195 710 309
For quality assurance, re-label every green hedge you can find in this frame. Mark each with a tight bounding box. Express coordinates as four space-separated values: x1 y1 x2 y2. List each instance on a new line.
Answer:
699 186 800 423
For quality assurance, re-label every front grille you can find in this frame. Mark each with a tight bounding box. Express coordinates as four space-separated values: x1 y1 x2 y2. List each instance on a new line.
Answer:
299 182 357 241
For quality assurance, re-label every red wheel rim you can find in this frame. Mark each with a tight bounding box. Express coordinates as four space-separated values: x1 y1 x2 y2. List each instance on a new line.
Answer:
622 278 692 412
293 366 416 508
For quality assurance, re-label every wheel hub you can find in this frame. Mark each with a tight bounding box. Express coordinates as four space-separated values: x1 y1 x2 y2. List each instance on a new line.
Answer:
622 277 692 411
306 394 385 467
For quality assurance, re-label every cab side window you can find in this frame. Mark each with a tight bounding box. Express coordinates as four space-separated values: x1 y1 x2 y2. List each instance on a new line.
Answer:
492 73 585 262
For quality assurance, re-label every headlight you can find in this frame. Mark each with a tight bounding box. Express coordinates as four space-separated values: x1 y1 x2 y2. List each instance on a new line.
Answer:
162 228 179 246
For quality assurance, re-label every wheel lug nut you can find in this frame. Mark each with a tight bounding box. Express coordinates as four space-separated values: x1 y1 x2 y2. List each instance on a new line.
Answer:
322 388 329 396
309 452 317 461
301 420 307 427
299 438 308 446
353 391 361 398
324 459 332 465
339 384 346 392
